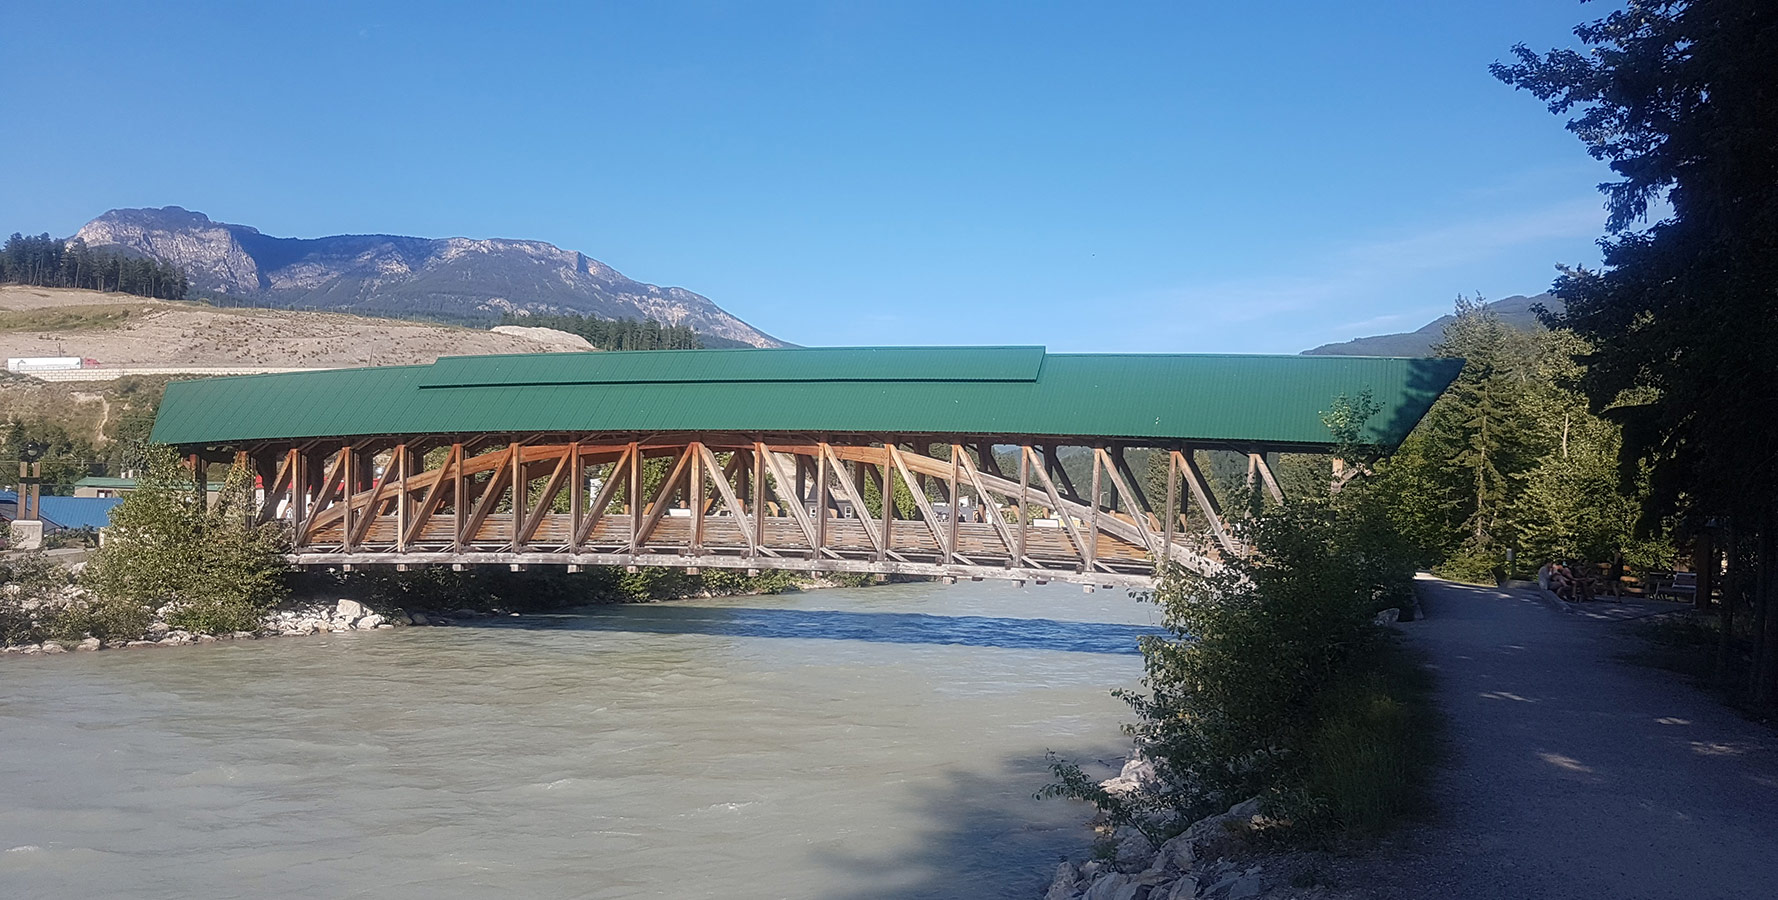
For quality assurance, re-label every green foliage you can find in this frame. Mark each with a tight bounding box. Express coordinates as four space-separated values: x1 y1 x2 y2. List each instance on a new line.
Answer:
1 233 189 300
497 312 704 350
1496 0 1778 702
0 553 71 645
1297 644 1435 835
1046 478 1423 841
2 419 99 493
1366 296 1667 581
82 447 290 630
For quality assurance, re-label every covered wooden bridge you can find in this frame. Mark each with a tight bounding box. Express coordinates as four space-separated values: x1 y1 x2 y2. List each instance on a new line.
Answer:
150 347 1461 589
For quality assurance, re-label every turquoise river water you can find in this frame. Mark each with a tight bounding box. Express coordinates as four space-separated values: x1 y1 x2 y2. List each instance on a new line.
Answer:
0 580 1163 899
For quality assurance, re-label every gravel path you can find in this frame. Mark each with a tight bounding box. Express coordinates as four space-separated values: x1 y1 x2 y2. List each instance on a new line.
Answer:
1350 577 1778 899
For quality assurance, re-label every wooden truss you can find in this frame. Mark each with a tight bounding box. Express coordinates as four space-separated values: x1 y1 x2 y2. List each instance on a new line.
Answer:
240 436 1283 589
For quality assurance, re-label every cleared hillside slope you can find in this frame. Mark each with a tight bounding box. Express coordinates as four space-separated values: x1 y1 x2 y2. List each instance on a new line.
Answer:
0 285 591 369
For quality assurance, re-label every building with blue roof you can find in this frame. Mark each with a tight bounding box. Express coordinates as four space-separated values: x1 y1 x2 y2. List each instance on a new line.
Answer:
0 491 124 532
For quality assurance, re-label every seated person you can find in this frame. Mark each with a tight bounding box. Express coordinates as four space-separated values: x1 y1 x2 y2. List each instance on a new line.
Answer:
1551 564 1575 601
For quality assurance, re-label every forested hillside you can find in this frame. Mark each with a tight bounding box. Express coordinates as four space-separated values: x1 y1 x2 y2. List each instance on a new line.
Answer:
2 233 189 301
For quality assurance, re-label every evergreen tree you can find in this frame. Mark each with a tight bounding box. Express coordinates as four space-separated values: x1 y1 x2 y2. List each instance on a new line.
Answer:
1495 0 1778 700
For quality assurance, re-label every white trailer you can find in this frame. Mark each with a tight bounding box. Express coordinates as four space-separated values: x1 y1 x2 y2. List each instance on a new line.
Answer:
7 357 95 373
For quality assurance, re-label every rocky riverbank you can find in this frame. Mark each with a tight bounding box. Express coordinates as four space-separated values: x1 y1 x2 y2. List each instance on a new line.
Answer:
0 595 429 655
1 561 860 655
1044 787 1365 900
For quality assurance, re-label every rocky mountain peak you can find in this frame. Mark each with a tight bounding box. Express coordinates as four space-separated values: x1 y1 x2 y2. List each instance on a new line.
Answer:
73 208 784 347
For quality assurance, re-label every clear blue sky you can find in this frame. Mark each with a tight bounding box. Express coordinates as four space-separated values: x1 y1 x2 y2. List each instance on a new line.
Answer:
2 1 1615 352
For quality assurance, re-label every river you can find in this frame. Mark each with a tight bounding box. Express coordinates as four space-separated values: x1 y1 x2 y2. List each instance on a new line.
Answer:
0 580 1163 899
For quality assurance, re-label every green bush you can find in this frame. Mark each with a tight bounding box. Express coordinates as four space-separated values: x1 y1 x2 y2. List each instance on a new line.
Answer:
82 447 290 632
45 596 154 643
1045 480 1427 842
0 553 76 645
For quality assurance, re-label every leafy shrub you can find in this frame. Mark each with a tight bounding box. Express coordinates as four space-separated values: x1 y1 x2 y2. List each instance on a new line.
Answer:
46 597 154 643
0 553 75 645
82 447 290 631
1045 482 1425 841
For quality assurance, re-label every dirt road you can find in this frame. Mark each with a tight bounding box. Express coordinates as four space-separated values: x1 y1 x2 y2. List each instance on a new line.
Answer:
1356 578 1778 899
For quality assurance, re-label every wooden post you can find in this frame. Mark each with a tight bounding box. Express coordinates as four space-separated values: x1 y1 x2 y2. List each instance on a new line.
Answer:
628 441 642 555
879 458 894 562
451 442 466 553
190 453 208 511
568 442 584 554
691 441 706 553
752 446 765 558
1016 445 1030 565
291 450 308 543
285 447 300 527
341 446 356 553
1085 447 1102 573
815 445 829 552
946 446 960 565
1163 449 1179 565
510 442 526 553
394 444 411 552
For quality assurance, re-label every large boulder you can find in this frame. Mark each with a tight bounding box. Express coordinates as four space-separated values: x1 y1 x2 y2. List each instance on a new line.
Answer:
1100 754 1159 798
335 599 368 622
1044 862 1080 900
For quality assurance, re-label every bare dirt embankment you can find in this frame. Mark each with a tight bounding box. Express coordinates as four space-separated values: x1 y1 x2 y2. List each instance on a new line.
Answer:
0 285 588 368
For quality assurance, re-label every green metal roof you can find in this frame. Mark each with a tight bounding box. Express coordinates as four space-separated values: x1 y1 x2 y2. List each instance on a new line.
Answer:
74 476 139 489
150 347 1463 449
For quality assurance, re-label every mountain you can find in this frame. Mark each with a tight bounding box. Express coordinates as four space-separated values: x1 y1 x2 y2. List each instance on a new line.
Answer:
1302 293 1564 357
73 207 785 348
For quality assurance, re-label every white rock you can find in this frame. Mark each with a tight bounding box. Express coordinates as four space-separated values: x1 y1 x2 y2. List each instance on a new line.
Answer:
1373 607 1401 625
356 613 386 630
490 324 596 351
1044 862 1080 900
40 642 67 654
376 623 393 629
147 622 170 636
76 637 102 651
336 599 368 621
1100 754 1159 797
